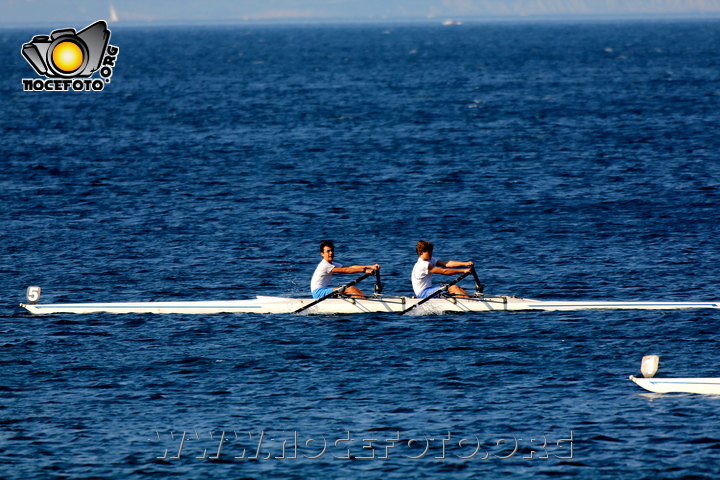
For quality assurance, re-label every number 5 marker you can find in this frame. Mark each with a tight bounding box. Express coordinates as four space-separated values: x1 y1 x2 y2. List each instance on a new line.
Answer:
26 286 41 304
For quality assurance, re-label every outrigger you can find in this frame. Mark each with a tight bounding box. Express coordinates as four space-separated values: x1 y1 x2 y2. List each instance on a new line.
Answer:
19 271 720 315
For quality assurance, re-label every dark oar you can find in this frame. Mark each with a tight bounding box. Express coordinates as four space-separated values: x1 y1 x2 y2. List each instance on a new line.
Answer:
374 268 383 294
399 271 471 315
470 266 484 294
294 271 374 314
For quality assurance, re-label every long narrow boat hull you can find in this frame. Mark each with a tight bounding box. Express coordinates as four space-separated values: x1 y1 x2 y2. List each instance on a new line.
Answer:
20 295 720 315
630 375 720 395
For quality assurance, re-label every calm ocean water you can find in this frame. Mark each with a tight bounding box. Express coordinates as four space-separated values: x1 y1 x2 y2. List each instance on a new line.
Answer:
1 19 719 478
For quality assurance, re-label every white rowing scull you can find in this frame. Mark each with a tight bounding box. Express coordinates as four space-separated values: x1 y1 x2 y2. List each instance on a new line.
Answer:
20 294 720 315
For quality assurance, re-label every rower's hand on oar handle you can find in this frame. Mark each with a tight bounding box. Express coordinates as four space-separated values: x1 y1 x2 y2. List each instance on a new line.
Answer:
364 264 380 274
463 261 476 273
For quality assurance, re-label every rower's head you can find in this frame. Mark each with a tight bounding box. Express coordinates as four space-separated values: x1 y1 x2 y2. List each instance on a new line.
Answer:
320 240 335 262
416 240 433 257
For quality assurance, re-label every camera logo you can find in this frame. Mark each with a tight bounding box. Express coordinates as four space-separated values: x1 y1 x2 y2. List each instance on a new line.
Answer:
21 20 120 92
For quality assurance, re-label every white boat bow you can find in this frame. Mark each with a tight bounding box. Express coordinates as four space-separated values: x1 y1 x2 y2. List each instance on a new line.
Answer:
629 355 720 394
630 376 720 395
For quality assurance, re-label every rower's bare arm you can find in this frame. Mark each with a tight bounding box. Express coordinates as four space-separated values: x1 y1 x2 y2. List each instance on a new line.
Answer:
438 260 473 268
332 264 380 274
429 266 471 276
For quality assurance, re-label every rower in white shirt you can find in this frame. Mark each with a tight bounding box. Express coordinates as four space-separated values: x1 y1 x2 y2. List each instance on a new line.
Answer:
310 240 380 299
411 240 473 298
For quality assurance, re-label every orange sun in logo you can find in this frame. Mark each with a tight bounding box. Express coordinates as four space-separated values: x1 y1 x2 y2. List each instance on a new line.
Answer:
52 41 84 73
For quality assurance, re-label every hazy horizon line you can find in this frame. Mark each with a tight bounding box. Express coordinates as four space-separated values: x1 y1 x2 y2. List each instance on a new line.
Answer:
3 11 720 30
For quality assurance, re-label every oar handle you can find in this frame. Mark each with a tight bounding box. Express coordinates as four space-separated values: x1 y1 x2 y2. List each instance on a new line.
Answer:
470 266 484 294
294 271 374 314
399 271 471 315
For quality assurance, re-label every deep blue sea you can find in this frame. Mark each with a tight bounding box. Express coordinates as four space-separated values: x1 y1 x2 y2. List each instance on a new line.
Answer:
1 19 719 479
